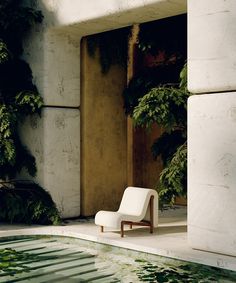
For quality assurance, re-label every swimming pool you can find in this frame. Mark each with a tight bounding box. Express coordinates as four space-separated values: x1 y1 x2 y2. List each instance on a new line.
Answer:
0 235 236 282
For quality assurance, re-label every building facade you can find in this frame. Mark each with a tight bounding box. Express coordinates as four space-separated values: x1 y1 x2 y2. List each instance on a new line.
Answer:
22 0 236 256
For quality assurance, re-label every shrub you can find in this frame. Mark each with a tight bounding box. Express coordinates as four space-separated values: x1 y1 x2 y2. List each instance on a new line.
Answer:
0 181 61 225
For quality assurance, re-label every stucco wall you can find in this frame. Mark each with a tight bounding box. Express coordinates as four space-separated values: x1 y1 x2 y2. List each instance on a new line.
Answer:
188 0 236 256
80 38 127 216
20 108 80 218
23 9 82 218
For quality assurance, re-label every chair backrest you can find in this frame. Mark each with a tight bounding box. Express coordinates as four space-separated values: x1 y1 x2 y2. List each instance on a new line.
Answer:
118 187 158 225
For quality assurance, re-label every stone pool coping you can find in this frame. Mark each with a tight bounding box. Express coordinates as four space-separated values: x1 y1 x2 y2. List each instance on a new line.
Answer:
0 206 236 272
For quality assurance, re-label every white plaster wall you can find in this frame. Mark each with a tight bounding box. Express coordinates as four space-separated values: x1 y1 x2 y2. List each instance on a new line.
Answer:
188 93 236 256
188 0 236 93
24 29 80 107
20 108 80 218
22 0 186 217
23 16 81 218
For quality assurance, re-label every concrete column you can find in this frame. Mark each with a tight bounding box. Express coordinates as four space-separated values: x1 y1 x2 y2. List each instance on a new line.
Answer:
80 38 127 216
22 28 81 218
188 0 236 256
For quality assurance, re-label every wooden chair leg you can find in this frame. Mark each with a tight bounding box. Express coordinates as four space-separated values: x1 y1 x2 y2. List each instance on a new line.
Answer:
101 226 104 233
150 196 154 234
130 223 132 229
121 222 124 237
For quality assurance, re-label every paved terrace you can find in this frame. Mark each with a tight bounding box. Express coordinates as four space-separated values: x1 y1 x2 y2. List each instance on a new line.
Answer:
0 206 236 272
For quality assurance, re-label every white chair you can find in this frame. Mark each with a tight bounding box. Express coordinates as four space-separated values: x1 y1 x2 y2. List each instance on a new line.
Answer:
95 187 158 237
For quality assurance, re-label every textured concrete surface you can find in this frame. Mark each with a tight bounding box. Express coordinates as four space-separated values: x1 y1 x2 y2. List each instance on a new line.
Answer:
80 38 127 216
188 93 236 257
20 108 80 218
188 0 236 93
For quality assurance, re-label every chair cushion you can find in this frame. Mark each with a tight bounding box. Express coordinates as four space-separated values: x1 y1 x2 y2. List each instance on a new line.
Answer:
95 210 141 229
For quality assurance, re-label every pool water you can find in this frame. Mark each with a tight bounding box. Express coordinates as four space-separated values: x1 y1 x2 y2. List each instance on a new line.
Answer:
0 235 236 282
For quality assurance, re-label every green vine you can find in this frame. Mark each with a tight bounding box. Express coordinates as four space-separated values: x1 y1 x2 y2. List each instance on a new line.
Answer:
86 27 130 74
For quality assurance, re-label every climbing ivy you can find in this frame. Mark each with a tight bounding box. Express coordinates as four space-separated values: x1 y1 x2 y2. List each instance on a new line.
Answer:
0 0 43 179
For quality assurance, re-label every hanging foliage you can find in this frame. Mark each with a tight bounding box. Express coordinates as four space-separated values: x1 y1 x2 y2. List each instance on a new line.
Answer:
132 63 190 205
86 27 130 74
158 142 187 205
0 0 43 180
123 62 184 115
132 82 189 131
123 14 187 114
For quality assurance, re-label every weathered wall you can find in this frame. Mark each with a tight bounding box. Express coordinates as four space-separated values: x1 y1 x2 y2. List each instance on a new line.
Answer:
80 38 127 216
22 0 186 217
20 108 80 218
126 25 163 192
23 13 81 218
188 0 236 93
188 0 236 256
133 125 163 189
188 93 236 257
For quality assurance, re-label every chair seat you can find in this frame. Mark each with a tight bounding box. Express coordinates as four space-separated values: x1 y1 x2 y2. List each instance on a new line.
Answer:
95 210 142 229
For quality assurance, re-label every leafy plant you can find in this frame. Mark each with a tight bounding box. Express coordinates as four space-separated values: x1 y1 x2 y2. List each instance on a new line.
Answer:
0 181 61 225
158 143 187 205
0 0 43 180
132 63 190 205
0 2 60 225
151 130 186 166
133 83 188 131
123 63 183 115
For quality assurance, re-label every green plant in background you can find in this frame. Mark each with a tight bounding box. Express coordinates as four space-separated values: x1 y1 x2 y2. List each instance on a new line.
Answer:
133 80 188 131
133 64 190 206
0 1 61 224
0 181 60 225
123 64 184 115
86 15 189 206
0 0 43 180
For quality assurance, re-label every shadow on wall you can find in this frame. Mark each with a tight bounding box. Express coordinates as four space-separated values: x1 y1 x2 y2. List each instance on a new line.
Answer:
21 1 81 218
